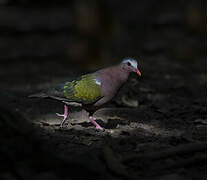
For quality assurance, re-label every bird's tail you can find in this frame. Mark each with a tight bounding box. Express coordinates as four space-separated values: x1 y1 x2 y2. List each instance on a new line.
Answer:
28 93 48 98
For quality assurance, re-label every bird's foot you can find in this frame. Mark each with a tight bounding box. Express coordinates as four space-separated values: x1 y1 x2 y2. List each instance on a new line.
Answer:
96 126 104 131
56 105 68 128
56 113 67 128
89 116 104 131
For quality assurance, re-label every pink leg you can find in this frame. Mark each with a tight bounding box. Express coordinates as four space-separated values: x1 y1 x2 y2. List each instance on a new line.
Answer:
56 105 68 128
89 116 104 131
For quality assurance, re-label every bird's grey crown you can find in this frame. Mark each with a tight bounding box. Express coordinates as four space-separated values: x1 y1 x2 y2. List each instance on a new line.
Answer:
121 58 138 69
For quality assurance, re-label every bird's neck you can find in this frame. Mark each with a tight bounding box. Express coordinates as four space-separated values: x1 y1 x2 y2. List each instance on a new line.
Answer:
112 65 130 84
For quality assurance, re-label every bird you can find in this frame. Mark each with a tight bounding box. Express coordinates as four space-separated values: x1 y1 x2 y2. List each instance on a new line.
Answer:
29 58 141 131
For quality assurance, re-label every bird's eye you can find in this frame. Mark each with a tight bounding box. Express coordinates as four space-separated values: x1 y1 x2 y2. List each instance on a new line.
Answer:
127 62 131 66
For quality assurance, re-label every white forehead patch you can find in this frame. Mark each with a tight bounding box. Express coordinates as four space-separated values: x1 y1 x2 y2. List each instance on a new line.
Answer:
122 58 138 68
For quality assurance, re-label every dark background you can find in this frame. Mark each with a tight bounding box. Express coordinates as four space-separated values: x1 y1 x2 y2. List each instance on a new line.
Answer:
1 0 207 180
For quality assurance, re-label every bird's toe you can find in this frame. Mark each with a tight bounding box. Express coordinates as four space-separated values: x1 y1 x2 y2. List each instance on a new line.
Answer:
96 126 105 131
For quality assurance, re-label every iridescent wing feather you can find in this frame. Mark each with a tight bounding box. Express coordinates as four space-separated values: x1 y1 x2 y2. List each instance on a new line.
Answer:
54 73 102 104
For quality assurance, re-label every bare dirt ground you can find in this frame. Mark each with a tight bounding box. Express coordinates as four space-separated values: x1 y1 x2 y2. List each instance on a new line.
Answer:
1 1 207 179
1 55 207 180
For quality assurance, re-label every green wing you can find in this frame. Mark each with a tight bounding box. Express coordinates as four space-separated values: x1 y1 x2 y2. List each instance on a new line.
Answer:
60 73 102 104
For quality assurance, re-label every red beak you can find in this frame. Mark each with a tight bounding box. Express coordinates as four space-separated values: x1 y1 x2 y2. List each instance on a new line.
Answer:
136 69 141 76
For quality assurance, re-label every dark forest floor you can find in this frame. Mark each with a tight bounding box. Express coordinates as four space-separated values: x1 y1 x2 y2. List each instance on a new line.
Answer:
1 55 207 180
1 1 207 179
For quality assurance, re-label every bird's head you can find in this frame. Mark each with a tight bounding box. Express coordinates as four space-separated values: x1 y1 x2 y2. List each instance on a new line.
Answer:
120 58 141 76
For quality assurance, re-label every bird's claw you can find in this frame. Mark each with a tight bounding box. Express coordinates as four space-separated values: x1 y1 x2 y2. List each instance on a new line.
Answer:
96 126 105 131
89 116 104 131
56 113 66 117
56 105 69 127
59 123 65 129
56 113 67 128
